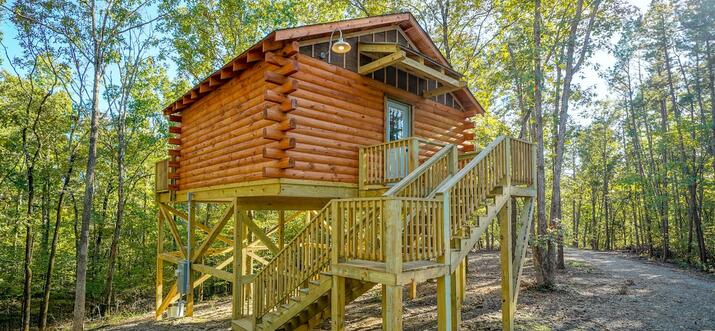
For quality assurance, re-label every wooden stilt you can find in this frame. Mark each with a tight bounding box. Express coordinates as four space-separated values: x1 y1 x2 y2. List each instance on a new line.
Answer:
331 276 345 331
408 280 417 299
437 274 452 331
499 198 514 331
156 209 164 320
232 198 244 323
383 285 403 331
187 200 196 316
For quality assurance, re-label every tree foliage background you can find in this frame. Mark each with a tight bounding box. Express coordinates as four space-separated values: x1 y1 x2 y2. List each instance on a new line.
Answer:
0 0 712 329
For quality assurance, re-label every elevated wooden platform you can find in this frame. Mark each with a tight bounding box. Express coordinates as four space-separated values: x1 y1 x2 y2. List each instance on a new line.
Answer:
155 136 535 331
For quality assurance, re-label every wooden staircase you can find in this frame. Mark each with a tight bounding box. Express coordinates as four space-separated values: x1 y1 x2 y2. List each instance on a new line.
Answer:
233 136 536 331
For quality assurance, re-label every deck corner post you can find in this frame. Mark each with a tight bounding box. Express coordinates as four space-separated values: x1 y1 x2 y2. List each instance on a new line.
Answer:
186 195 196 317
499 198 515 331
330 201 340 265
232 198 245 322
384 198 403 274
156 208 164 320
358 147 366 191
505 137 512 188
437 189 453 331
331 275 346 331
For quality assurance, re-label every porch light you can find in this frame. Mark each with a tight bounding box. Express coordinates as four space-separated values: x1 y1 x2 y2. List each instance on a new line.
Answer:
328 29 351 63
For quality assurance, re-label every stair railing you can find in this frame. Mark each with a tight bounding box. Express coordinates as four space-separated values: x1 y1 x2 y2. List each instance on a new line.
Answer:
383 144 458 198
435 136 509 237
251 203 333 320
358 137 446 189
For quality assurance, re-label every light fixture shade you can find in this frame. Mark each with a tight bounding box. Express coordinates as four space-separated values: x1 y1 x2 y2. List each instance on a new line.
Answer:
331 38 351 54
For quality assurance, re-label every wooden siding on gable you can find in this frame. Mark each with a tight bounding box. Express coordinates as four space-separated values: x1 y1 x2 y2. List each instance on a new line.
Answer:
298 27 464 111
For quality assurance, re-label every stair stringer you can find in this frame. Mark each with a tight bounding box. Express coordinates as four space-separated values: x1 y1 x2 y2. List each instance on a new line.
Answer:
449 191 510 268
259 276 332 331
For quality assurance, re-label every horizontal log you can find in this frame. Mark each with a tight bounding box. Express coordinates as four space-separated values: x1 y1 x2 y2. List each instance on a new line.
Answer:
263 107 287 122
263 127 285 141
168 138 181 145
278 137 296 150
169 126 182 134
247 48 263 62
276 79 298 94
169 115 182 123
262 39 283 52
265 51 288 66
263 147 287 160
264 70 287 85
168 149 180 157
288 150 358 168
277 118 296 131
265 89 287 104
281 41 300 57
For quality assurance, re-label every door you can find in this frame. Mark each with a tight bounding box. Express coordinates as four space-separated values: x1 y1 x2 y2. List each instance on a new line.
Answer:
385 99 412 181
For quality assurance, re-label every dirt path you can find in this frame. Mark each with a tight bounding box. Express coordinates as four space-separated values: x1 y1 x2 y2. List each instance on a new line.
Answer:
92 248 715 331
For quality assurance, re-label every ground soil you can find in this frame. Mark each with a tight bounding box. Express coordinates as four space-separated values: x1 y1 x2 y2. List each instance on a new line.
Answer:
91 248 715 331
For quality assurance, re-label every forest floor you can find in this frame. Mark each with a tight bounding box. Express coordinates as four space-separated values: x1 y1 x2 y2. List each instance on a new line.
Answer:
89 248 715 331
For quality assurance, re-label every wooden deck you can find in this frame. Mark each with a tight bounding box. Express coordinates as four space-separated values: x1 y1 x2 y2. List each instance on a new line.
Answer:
154 135 535 331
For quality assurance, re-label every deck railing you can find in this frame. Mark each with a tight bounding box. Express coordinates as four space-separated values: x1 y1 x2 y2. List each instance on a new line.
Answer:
436 137 535 236
384 144 457 198
155 159 169 192
510 138 534 185
359 137 445 188
334 197 444 263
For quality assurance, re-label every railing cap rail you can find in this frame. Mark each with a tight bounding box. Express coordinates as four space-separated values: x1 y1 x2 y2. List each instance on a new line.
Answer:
435 136 508 194
383 143 455 197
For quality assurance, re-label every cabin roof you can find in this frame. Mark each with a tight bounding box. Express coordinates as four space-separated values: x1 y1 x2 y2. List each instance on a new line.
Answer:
162 12 483 116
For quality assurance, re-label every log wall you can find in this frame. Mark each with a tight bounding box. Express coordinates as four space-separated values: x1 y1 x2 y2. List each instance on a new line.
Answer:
178 62 272 190
176 52 472 190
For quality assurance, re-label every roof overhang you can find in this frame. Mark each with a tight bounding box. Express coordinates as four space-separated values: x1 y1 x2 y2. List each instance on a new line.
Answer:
162 12 483 116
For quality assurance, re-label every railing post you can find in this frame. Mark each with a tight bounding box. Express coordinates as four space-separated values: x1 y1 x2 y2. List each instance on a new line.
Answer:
505 138 512 188
437 191 453 331
383 197 403 330
358 147 366 191
330 201 340 265
384 198 403 273
409 137 420 172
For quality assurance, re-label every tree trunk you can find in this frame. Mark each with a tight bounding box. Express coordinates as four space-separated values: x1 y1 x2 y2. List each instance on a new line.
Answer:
72 53 102 331
39 152 76 330
532 0 554 288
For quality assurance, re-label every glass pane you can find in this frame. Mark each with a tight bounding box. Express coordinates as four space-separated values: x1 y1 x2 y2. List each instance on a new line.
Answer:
387 100 410 141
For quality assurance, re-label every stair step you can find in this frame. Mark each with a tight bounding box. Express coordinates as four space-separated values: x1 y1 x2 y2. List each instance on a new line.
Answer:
299 288 310 295
309 280 321 287
290 296 301 303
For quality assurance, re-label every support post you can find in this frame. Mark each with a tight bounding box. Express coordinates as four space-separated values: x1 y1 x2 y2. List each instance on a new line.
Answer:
408 280 417 300
156 208 164 320
383 284 403 331
187 197 196 316
499 198 514 331
383 198 403 330
331 276 345 331
232 198 245 322
437 191 453 331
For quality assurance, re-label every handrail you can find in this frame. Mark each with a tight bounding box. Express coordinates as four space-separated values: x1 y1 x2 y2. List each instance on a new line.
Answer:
252 203 333 319
383 144 456 197
435 136 507 194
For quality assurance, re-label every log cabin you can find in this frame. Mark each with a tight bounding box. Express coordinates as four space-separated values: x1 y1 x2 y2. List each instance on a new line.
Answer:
154 13 536 331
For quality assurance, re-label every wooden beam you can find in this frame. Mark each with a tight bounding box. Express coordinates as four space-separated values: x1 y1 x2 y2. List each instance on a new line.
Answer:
192 263 233 282
156 209 164 320
359 42 400 53
400 57 463 87
192 206 235 262
159 204 186 258
422 81 467 98
244 213 280 254
358 51 406 75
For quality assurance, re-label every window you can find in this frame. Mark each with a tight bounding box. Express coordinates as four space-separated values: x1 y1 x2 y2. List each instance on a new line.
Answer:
386 99 411 141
